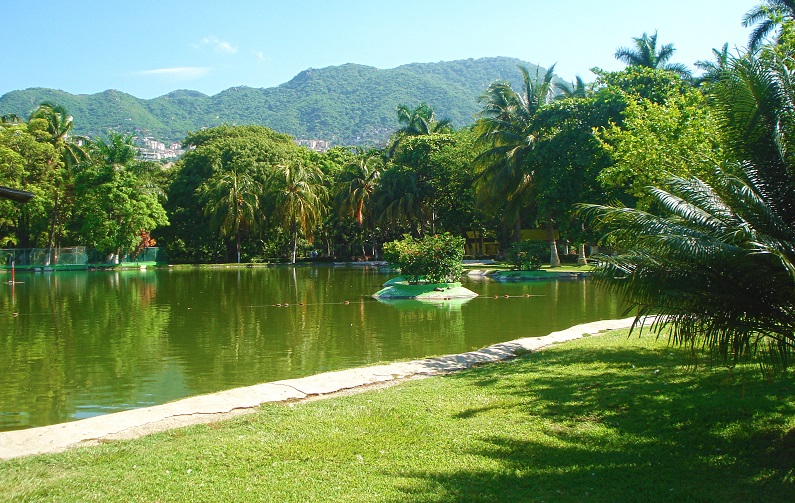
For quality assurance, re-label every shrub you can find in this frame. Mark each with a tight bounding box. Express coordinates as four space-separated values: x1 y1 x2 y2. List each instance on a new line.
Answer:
505 240 549 271
382 233 465 284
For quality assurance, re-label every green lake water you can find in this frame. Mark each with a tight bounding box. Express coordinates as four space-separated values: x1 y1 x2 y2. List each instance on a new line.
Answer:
0 266 625 431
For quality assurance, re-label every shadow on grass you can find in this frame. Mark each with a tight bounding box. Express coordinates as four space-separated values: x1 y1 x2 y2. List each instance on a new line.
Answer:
394 343 795 502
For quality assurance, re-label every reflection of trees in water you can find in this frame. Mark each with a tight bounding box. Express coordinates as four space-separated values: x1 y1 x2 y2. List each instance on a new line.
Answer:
0 268 624 429
0 271 171 429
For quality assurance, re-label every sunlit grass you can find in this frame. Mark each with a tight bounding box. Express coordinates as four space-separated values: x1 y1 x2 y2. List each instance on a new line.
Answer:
1 329 793 502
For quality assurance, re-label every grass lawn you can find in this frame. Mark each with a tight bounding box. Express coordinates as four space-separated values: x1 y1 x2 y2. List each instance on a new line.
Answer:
2 329 793 502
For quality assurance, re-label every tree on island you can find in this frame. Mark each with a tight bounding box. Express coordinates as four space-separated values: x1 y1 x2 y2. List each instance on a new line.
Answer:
382 233 465 284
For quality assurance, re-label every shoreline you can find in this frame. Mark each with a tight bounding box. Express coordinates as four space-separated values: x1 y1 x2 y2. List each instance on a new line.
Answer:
0 317 636 460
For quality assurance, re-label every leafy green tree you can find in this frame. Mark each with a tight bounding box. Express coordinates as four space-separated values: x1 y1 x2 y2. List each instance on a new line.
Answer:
72 164 168 260
160 125 298 263
382 233 465 284
743 0 795 51
596 85 724 209
614 31 692 79
0 123 60 247
474 64 561 265
582 52 795 369
268 161 327 263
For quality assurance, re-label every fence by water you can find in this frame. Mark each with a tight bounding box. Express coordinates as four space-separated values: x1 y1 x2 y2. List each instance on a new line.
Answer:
0 247 165 270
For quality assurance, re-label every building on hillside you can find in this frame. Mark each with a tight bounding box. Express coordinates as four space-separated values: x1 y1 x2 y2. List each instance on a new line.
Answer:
295 139 331 152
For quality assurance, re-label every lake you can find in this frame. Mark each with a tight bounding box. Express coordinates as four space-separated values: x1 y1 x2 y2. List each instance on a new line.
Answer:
0 266 624 431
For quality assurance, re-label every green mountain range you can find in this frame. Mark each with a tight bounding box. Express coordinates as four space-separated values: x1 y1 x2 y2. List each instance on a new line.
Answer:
0 57 551 146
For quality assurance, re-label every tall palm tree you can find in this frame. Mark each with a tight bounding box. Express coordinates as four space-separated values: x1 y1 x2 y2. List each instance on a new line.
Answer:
29 102 88 169
90 132 137 168
336 148 383 256
389 103 452 157
614 31 692 79
743 0 795 52
474 64 561 266
198 162 265 263
268 161 327 264
581 52 795 369
694 43 731 85
29 103 89 255
555 75 591 99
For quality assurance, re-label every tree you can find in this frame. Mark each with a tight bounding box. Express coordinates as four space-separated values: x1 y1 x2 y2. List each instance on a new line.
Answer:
582 52 795 370
743 0 795 52
335 148 383 257
160 125 299 263
474 64 561 265
28 102 89 252
389 103 452 157
614 31 692 80
197 155 265 263
268 161 327 263
694 43 731 86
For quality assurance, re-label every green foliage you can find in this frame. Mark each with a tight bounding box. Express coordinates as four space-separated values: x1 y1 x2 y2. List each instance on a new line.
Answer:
382 233 465 284
583 52 795 370
505 240 548 270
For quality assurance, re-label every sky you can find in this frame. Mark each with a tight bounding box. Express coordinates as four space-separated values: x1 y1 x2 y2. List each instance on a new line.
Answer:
2 1 758 100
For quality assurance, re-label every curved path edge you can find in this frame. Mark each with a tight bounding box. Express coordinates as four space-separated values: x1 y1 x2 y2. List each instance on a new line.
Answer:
0 317 637 460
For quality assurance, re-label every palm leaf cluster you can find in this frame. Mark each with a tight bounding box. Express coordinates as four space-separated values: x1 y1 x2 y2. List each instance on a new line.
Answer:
583 51 795 369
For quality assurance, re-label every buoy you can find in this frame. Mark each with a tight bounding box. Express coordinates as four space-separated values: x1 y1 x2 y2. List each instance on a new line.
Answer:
284 303 289 307
12 313 18 317
276 303 282 307
493 295 498 299
299 302 304 306
524 294 530 298
344 300 350 305
504 294 510 298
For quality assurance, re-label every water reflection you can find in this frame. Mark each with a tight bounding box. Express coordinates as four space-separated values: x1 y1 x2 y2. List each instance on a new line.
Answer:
0 267 623 430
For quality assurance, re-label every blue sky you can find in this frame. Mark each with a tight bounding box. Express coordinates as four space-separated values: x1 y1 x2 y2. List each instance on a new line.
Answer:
3 1 756 100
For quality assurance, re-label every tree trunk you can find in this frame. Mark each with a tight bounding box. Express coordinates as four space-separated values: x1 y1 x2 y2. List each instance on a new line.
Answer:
546 217 560 268
291 218 297 264
578 243 588 265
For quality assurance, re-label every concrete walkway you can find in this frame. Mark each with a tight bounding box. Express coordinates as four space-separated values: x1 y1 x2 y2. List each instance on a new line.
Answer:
0 317 637 460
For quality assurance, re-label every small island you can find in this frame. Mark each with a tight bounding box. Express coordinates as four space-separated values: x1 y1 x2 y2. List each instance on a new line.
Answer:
373 234 478 301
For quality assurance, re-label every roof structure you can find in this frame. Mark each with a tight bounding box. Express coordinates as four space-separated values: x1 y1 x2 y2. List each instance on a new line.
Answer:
0 185 34 203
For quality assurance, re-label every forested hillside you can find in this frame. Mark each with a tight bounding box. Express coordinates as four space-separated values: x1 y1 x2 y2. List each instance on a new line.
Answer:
0 57 548 145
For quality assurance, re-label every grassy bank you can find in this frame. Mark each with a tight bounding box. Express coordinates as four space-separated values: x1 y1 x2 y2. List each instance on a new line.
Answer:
2 329 793 502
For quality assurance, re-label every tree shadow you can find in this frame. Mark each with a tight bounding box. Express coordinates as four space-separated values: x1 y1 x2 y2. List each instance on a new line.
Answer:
390 344 795 502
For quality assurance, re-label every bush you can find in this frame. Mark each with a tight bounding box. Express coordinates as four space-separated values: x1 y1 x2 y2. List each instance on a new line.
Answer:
382 234 465 284
505 240 549 271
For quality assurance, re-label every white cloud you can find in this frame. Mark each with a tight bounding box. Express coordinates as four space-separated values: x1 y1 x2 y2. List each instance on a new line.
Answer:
253 51 266 61
136 67 212 80
198 36 238 54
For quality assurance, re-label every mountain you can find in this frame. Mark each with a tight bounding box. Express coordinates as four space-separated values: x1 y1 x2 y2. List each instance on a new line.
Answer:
0 57 552 146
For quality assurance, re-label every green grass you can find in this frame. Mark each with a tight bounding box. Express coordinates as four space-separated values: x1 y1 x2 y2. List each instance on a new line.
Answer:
2 330 793 502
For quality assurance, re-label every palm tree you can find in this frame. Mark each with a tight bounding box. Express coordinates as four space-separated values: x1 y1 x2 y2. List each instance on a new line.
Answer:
389 103 452 157
268 161 327 264
581 52 795 369
474 64 561 266
743 0 795 52
336 148 383 256
694 43 731 85
555 75 591 99
29 102 88 169
29 103 89 256
90 132 137 168
614 31 692 79
198 162 265 263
